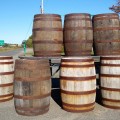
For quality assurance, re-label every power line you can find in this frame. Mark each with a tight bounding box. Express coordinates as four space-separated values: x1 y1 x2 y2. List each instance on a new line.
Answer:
24 19 33 41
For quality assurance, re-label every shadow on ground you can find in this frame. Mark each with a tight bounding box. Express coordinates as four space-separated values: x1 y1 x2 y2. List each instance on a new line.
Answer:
51 78 62 107
96 88 102 105
51 78 103 108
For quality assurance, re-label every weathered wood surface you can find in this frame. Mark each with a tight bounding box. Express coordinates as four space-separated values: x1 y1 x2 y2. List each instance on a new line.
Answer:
14 59 51 116
60 57 96 112
64 13 93 56
100 56 120 109
18 56 100 63
18 56 100 79
32 14 63 57
93 13 120 55
0 56 14 102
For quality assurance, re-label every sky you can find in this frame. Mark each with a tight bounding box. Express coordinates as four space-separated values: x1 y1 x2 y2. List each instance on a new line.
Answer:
0 0 117 44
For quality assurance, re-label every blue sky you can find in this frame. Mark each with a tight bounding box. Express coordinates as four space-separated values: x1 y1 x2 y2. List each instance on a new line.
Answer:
0 0 117 44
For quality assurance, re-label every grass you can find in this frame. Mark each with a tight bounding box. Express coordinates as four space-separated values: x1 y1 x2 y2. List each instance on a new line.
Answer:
24 52 34 56
0 47 19 53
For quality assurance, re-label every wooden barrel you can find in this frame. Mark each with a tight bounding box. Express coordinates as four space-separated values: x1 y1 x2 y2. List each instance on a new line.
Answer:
14 59 51 116
64 13 93 56
32 14 63 57
93 13 120 55
0 56 14 102
60 57 96 112
100 56 120 109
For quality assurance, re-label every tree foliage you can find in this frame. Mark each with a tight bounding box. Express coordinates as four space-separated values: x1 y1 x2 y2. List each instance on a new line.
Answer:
109 0 120 13
26 35 33 48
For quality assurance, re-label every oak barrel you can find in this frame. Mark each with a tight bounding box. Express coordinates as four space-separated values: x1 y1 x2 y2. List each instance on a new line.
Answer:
60 57 96 112
32 14 63 57
100 56 120 109
0 56 14 102
93 13 120 55
14 59 51 116
64 13 93 56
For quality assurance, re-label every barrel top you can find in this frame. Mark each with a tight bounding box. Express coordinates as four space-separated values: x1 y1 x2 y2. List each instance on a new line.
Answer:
34 14 61 18
93 13 119 18
65 13 91 17
0 56 13 60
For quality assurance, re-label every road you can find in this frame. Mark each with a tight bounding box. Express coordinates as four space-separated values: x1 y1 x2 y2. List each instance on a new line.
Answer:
0 48 23 59
0 48 33 59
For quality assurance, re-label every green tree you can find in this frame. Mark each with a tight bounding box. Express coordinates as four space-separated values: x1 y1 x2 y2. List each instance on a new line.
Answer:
26 35 33 48
109 0 120 13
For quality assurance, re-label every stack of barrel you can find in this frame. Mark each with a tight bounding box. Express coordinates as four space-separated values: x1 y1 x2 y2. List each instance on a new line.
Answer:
14 14 63 116
93 13 120 109
62 13 120 111
31 13 96 113
61 13 96 112
12 13 120 116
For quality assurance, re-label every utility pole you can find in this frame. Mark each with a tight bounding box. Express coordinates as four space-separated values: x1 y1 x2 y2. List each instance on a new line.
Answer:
41 0 44 14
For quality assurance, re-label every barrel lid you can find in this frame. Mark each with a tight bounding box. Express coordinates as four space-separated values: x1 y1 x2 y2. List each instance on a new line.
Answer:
34 14 61 18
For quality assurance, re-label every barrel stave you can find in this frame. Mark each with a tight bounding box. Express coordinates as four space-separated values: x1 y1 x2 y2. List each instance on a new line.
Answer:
32 14 63 57
0 56 14 102
100 56 120 109
60 57 96 112
64 13 93 56
93 13 120 55
14 59 51 116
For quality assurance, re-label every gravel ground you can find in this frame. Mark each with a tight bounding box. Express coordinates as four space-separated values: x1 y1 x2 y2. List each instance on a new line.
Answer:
0 97 120 120
0 49 120 120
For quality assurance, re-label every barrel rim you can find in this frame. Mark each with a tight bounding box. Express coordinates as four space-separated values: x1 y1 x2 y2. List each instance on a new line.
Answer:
19 56 63 60
15 104 50 111
61 89 96 95
65 13 91 17
63 107 94 113
34 14 61 18
103 104 120 109
62 102 95 107
93 13 119 18
14 92 51 100
32 40 63 44
33 28 63 31
34 18 61 21
61 57 93 60
101 56 120 60
0 71 14 75
0 56 13 60
0 61 14 64
15 109 49 116
0 97 13 102
102 97 120 102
